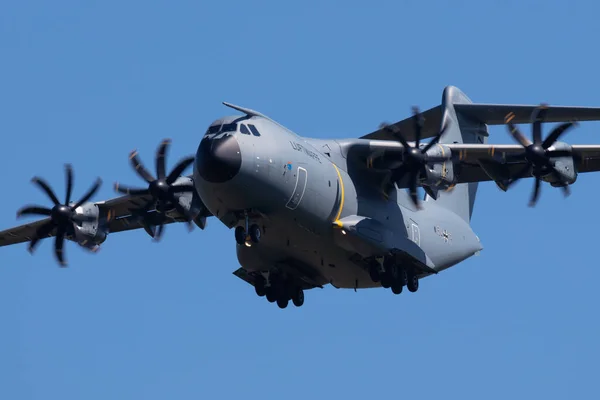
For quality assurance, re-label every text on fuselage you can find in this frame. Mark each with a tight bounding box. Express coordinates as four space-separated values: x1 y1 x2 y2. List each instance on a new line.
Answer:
289 141 322 163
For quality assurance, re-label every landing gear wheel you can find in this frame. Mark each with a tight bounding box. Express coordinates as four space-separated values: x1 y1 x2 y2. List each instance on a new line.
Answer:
249 224 261 243
292 287 304 307
277 298 289 309
381 275 391 289
235 226 246 245
388 262 399 281
400 268 408 286
407 272 419 292
266 288 277 303
369 265 380 283
391 283 403 295
255 284 265 297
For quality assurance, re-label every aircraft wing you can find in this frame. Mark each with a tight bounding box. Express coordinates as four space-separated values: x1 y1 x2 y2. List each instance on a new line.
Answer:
0 193 190 247
445 144 600 184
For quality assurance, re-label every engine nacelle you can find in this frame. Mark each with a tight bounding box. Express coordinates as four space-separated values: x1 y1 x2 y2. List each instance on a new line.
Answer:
543 141 578 186
71 203 109 249
419 144 456 189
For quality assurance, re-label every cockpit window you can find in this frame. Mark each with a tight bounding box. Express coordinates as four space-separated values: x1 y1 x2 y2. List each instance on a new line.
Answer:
220 123 238 133
206 125 221 135
206 123 238 135
240 124 251 135
248 124 261 137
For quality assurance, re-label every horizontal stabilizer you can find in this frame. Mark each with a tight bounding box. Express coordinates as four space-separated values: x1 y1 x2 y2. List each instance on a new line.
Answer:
454 103 600 125
360 85 600 141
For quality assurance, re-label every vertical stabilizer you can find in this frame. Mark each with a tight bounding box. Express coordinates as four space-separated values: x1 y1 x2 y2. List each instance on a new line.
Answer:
425 86 488 222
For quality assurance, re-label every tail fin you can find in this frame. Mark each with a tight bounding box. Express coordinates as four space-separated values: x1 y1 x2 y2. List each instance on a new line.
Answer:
426 86 488 222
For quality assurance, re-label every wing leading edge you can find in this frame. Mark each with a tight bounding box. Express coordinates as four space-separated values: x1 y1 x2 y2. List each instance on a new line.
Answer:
0 193 197 248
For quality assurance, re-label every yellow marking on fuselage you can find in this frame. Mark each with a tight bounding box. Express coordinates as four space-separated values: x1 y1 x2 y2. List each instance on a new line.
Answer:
332 163 345 223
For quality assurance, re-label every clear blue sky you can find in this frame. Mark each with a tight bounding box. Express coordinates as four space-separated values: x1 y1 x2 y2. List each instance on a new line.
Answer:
1 1 599 399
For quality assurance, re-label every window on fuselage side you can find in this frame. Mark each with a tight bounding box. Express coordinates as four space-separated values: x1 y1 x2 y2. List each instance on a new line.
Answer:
248 124 261 137
240 124 251 135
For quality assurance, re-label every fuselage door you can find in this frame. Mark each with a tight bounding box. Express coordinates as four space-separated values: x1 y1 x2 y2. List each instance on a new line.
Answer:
286 167 308 210
410 219 420 246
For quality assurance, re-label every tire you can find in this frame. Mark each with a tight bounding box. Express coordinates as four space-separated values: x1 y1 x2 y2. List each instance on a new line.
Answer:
292 288 304 307
391 284 403 295
389 264 399 281
407 273 419 292
255 284 265 297
266 288 277 303
249 224 261 243
381 275 391 289
369 265 380 283
277 298 289 309
235 226 246 245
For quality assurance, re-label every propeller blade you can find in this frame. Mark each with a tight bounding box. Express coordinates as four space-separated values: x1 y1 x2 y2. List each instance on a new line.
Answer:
54 225 67 266
71 213 98 223
560 184 571 197
142 223 156 238
421 121 449 153
412 107 423 148
28 221 55 254
31 177 61 206
72 178 102 210
166 157 194 185
506 164 532 189
542 121 578 149
129 150 156 183
531 105 548 145
408 170 421 209
195 215 207 230
425 155 453 164
171 185 194 193
390 164 409 184
546 150 572 158
156 139 171 179
17 205 52 218
154 222 165 241
529 177 542 207
381 124 410 149
152 203 167 241
506 121 533 148
114 182 150 196
173 202 196 232
65 164 73 204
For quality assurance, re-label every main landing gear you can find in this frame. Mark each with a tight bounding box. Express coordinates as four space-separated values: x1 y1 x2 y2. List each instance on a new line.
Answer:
368 257 419 295
254 274 305 309
235 210 261 246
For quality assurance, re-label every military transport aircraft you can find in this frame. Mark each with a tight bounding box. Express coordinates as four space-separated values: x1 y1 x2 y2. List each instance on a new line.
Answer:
3 85 600 309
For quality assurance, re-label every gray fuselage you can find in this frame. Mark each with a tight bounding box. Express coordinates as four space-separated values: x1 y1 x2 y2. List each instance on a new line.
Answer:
193 115 482 289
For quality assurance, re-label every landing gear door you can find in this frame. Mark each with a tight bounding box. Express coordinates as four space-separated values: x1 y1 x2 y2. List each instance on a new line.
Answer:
410 219 420 246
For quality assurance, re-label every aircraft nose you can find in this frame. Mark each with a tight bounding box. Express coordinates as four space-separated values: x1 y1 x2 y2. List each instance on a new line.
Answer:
195 134 242 183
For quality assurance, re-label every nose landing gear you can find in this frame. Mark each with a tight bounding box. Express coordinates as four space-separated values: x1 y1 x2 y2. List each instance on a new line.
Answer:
234 210 262 246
